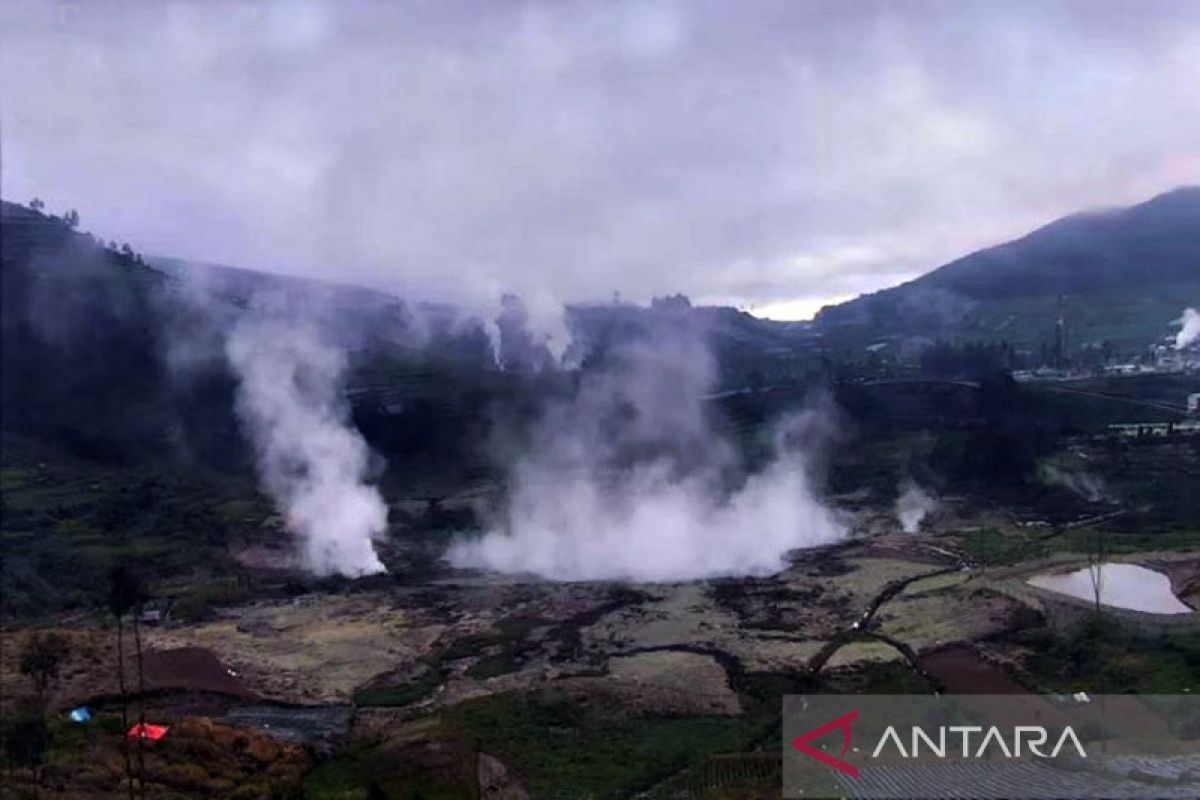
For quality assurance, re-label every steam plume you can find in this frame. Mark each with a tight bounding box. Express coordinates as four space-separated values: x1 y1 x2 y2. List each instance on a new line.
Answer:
895 480 936 533
1176 307 1200 350
449 312 845 581
1038 464 1108 503
226 316 386 577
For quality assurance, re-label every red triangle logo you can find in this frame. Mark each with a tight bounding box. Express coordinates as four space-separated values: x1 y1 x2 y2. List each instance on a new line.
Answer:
790 709 859 778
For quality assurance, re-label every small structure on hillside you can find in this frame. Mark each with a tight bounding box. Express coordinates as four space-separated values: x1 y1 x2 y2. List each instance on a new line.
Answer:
1108 420 1200 438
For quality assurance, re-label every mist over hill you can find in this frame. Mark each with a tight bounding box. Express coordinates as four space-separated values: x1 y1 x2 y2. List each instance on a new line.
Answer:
0 200 821 473
816 186 1200 352
5 184 1196 474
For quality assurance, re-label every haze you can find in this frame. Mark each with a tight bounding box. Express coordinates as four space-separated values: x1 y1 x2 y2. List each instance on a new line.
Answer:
2 0 1199 317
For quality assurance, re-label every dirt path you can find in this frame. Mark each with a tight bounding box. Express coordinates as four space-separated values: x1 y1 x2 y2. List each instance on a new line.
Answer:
808 564 961 677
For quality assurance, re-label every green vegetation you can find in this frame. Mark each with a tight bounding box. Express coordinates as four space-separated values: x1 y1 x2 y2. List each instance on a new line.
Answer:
303 738 478 800
4 191 1200 800
833 659 934 694
1020 615 1200 693
351 665 444 708
315 684 775 800
3 711 309 799
817 187 1200 357
465 650 525 680
18 631 70 701
171 577 257 623
442 692 761 800
963 525 1200 568
0 433 266 620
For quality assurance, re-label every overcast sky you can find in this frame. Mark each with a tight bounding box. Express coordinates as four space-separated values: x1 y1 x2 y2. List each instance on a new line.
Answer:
2 0 1199 319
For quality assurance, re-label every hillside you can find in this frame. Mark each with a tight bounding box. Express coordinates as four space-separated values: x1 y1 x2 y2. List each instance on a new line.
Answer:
0 201 180 462
5 186 1194 473
816 187 1200 355
0 201 816 473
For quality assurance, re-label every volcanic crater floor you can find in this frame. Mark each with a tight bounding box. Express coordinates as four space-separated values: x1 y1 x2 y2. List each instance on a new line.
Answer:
5 527 1199 799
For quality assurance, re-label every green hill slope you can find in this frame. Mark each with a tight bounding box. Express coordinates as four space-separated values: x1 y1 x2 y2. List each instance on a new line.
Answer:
816 187 1200 355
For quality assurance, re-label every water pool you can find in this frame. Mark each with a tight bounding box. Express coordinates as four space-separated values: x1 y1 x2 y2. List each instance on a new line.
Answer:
1027 563 1192 615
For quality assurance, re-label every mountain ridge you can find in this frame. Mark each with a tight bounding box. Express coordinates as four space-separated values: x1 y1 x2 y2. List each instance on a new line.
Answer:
815 186 1200 349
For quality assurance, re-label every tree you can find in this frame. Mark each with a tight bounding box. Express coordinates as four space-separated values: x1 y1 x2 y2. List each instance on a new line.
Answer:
29 197 44 211
1086 530 1107 614
131 594 150 800
650 293 692 311
109 564 148 800
63 209 80 228
3 699 50 795
19 633 69 704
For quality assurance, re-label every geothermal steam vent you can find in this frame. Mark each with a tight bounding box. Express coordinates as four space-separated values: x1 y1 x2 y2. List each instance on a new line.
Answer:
449 323 846 581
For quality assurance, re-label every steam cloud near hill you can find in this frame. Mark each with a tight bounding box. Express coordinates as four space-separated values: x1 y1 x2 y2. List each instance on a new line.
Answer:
1177 307 1200 350
225 316 387 577
173 273 843 581
449 313 847 581
895 481 936 533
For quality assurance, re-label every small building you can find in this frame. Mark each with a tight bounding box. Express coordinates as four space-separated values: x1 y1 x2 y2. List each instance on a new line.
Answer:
136 601 170 626
138 608 163 626
1108 420 1200 439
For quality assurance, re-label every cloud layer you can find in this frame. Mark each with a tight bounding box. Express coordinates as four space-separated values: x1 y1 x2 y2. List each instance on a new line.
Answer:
3 1 1199 315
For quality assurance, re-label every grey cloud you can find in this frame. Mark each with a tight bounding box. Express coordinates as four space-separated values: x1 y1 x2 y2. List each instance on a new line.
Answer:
2 0 1198 314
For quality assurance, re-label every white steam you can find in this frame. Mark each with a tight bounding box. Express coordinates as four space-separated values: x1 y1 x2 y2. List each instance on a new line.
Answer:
1039 464 1108 503
226 316 386 577
1176 307 1200 350
895 480 936 533
448 314 845 581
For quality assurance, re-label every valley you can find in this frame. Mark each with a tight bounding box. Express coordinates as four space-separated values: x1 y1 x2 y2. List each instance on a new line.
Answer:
2 194 1199 798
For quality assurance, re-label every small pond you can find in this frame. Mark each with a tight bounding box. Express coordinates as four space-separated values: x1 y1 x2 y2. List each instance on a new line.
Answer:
1027 563 1193 615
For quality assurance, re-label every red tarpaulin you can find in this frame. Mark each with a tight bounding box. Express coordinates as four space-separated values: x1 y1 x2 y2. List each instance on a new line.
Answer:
126 723 169 741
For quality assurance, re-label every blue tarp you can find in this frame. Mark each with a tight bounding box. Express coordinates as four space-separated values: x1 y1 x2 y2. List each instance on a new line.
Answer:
68 707 92 722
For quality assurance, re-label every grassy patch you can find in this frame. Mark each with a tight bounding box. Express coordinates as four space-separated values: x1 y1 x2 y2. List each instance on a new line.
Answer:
465 650 524 680
303 738 478 800
353 612 551 708
172 577 257 622
962 525 1200 568
352 665 443 708
441 691 761 800
1020 615 1200 693
0 434 266 620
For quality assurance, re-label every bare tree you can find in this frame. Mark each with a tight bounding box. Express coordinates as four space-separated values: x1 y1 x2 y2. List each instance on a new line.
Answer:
131 597 149 799
1086 530 1107 614
109 565 146 800
19 633 69 707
